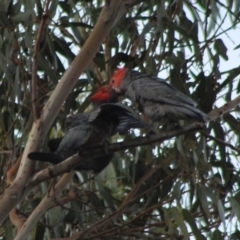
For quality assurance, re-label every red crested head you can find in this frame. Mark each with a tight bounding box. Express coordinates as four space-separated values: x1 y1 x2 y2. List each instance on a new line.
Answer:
90 86 118 105
109 68 127 87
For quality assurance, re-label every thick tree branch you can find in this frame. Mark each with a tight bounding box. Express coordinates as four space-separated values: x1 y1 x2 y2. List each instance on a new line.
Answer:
14 172 74 240
6 154 22 186
7 154 25 232
208 94 240 121
9 208 26 234
0 0 130 224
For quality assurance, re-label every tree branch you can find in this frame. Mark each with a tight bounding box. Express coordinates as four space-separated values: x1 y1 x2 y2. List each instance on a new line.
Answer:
14 172 74 240
208 94 240 121
202 131 240 153
31 0 51 119
7 154 25 232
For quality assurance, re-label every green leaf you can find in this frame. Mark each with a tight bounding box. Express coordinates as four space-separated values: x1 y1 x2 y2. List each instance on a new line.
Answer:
217 200 225 230
165 53 184 67
182 209 206 240
98 186 116 211
38 54 59 82
202 184 218 205
213 122 226 163
0 11 13 29
49 0 58 18
212 229 224 240
230 230 240 239
12 9 34 24
88 192 103 208
4 223 14 240
172 181 182 206
197 184 211 218
34 224 45 240
229 197 240 222
214 39 228 61
163 208 175 234
61 21 93 29
170 207 189 240
145 56 157 75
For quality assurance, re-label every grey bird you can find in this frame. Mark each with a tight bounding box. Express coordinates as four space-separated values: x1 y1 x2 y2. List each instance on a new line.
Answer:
109 68 209 126
28 86 146 173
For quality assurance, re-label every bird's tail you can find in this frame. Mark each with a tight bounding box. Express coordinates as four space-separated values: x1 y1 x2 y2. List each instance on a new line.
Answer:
28 149 76 165
171 104 210 123
28 152 64 164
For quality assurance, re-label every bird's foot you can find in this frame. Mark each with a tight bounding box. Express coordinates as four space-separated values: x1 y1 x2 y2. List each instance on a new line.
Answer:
103 141 109 154
166 123 183 131
78 141 109 156
145 122 160 138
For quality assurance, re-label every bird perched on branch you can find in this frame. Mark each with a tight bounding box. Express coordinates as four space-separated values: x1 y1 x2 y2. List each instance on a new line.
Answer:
41 137 114 174
109 68 209 127
28 86 146 173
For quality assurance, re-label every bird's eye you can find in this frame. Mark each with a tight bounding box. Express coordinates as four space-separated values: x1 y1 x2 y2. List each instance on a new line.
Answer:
111 79 115 84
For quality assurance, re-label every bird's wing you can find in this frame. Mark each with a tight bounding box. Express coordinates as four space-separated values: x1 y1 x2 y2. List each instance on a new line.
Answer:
88 103 147 135
87 108 102 123
129 77 197 107
56 125 92 152
65 113 89 130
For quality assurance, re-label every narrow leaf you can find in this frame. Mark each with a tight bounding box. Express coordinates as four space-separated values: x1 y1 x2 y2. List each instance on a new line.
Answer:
182 209 206 240
171 207 189 240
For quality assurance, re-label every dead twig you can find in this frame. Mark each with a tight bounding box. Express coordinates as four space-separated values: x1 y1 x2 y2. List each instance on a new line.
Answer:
31 0 51 119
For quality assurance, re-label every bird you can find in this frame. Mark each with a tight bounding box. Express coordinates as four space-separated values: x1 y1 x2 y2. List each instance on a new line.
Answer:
109 68 209 127
28 86 146 173
43 137 114 174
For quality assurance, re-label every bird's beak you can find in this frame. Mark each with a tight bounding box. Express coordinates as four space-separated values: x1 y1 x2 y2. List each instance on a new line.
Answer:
112 87 121 93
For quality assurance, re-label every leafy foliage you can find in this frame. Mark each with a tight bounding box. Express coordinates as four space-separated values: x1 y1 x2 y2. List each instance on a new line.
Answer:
0 0 240 239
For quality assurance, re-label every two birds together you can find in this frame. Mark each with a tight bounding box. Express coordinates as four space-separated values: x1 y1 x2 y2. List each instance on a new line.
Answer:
28 68 209 174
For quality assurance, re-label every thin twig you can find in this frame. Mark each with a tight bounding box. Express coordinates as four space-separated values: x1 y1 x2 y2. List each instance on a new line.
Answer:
202 131 240 153
91 61 104 84
31 0 51 119
104 36 111 79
